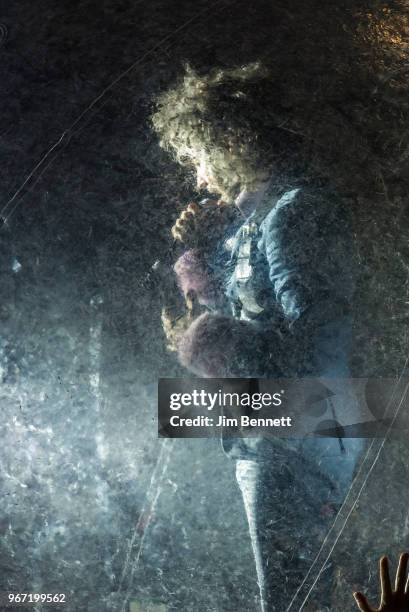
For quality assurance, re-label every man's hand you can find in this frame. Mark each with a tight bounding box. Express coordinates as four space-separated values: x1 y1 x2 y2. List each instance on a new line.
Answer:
161 291 202 352
354 553 409 612
171 201 238 250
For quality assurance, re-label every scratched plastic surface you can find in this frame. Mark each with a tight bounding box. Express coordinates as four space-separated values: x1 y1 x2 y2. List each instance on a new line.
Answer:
1 1 409 611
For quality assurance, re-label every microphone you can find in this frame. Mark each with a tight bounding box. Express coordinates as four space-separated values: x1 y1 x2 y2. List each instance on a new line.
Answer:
150 197 224 280
151 199 213 269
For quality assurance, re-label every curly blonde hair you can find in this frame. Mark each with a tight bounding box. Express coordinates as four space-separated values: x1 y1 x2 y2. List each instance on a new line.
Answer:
150 62 304 202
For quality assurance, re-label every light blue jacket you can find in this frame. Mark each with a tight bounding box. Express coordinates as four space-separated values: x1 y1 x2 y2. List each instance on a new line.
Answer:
220 186 364 488
224 186 355 377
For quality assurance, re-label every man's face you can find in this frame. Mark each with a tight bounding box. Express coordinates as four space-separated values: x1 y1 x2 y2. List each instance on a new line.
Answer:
195 155 214 191
195 157 246 208
193 154 232 203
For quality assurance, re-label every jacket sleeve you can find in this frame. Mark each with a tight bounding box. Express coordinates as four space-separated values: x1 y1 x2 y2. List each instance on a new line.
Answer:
259 188 356 377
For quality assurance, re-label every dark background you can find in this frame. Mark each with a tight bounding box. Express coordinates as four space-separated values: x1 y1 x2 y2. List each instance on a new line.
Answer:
1 1 409 610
